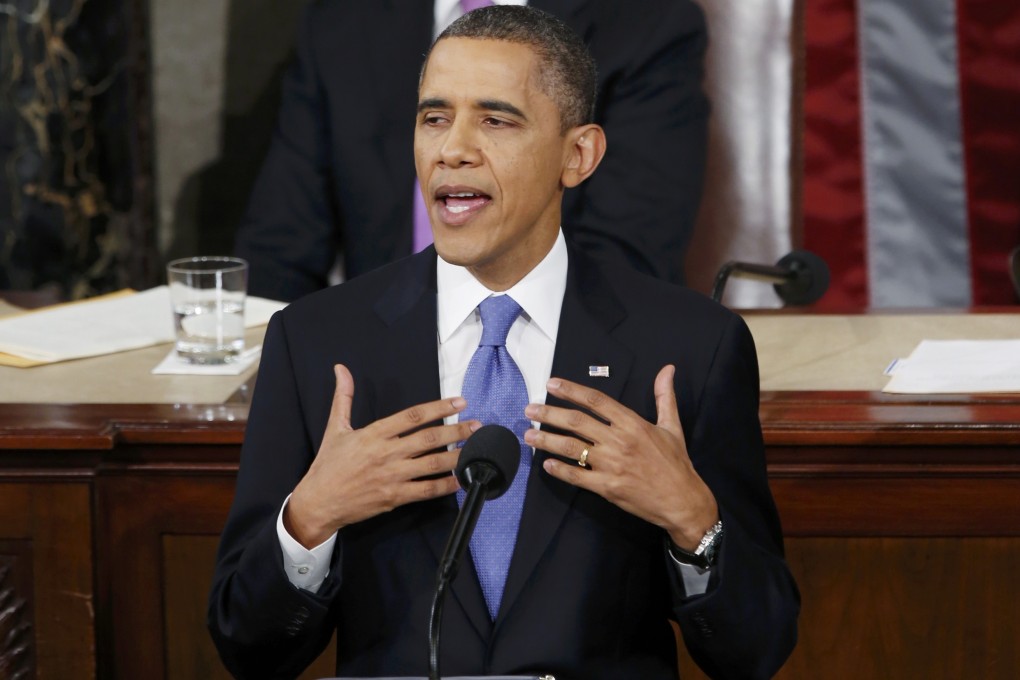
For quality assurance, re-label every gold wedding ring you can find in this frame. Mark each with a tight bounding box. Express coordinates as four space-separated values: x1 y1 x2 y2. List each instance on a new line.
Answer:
578 448 590 468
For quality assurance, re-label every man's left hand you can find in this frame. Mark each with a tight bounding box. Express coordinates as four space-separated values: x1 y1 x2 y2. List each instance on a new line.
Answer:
524 364 718 551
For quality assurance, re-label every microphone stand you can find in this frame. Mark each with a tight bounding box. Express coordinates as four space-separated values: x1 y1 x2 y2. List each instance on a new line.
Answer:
428 579 450 680
428 466 496 680
711 261 792 302
711 250 830 306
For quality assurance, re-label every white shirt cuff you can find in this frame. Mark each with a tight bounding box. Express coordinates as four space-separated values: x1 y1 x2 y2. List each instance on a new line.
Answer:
276 493 337 593
668 550 712 597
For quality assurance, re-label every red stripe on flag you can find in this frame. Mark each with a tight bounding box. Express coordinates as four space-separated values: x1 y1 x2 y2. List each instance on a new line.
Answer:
956 2 1020 305
802 0 868 309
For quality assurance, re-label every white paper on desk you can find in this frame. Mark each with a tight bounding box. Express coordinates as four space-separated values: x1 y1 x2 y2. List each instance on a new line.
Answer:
0 286 286 363
883 340 1020 394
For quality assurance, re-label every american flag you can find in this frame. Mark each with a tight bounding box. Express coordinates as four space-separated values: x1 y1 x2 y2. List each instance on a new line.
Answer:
801 0 1020 307
688 0 1020 308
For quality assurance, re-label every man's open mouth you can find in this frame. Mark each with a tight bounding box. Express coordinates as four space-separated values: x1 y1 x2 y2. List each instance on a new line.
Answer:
443 192 490 214
435 186 492 223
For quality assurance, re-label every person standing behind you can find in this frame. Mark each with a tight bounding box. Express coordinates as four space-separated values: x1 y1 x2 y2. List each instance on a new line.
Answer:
234 0 709 301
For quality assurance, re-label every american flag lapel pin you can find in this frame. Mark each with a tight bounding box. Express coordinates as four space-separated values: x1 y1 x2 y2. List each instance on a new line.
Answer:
588 365 610 378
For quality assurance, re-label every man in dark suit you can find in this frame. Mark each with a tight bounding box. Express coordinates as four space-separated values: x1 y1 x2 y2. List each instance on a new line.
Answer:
233 0 709 301
210 7 798 679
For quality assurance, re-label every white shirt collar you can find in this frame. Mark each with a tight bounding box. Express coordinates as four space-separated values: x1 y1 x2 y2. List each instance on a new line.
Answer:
437 229 567 344
433 0 530 38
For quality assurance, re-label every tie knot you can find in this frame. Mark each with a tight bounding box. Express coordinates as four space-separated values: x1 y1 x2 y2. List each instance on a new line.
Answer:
478 295 523 346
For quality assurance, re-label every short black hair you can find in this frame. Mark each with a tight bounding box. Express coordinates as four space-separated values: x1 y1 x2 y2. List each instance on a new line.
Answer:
424 5 597 132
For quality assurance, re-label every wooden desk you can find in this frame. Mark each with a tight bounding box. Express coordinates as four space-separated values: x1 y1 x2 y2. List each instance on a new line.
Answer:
1 314 1018 679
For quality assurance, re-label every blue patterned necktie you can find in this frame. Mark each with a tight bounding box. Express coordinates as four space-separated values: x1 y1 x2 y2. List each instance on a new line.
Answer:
457 294 531 619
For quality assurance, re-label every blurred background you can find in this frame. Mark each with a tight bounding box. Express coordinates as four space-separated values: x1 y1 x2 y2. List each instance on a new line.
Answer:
0 0 308 301
1 0 1017 307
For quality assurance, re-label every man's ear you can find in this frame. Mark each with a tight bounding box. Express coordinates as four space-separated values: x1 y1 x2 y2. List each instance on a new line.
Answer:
561 124 607 189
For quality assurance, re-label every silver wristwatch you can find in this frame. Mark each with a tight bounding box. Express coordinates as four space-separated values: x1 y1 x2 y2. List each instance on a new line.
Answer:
668 520 723 569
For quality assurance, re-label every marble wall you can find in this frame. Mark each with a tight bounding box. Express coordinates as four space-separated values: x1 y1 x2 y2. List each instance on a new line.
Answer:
0 0 305 299
0 0 144 299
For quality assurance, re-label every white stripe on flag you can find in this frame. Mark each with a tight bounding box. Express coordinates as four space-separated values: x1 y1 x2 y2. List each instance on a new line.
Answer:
859 0 971 307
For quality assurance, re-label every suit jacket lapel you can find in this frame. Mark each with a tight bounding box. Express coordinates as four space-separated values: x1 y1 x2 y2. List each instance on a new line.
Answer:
496 248 634 626
372 249 493 641
372 248 441 408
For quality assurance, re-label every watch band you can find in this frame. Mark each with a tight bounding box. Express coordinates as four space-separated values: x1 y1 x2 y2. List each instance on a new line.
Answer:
668 520 724 569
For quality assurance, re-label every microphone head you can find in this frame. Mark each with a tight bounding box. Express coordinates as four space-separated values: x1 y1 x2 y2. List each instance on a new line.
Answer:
456 424 521 500
774 249 830 306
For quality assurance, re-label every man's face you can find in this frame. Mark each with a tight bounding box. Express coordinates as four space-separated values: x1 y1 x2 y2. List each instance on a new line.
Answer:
415 38 574 290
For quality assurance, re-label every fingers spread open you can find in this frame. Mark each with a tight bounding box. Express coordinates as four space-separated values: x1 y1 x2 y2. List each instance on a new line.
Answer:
541 456 596 491
524 427 591 464
406 449 460 480
372 395 468 439
405 471 461 503
545 377 634 423
525 401 611 444
400 420 480 458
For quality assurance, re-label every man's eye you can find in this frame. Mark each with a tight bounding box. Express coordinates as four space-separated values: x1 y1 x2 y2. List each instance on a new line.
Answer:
423 114 448 126
484 117 511 128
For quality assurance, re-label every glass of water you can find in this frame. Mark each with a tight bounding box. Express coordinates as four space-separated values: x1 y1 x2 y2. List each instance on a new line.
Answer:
166 257 248 364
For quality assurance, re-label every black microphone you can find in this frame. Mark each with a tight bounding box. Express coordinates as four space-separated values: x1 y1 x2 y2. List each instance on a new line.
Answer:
428 424 520 680
711 249 831 306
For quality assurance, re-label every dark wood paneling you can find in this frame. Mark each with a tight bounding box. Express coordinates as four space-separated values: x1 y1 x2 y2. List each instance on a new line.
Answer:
163 535 335 680
679 538 1020 680
772 475 1020 536
163 536 229 680
780 538 1020 680
1 387 1019 678
95 467 235 680
0 483 94 679
0 543 34 680
94 464 335 680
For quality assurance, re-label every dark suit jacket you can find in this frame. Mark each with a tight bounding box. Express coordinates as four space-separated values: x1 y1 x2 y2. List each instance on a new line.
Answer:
233 0 709 301
208 246 799 679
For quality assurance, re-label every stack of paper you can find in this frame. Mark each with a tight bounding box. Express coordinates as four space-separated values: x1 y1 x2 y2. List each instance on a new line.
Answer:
0 287 286 368
883 340 1020 394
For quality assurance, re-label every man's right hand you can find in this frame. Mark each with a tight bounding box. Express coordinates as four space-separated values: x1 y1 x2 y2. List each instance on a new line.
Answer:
284 363 478 548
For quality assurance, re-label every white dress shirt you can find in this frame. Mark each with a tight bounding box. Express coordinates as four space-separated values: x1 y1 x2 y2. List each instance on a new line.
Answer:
436 229 564 420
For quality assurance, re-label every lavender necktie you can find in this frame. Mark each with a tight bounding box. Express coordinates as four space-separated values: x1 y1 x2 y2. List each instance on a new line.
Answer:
411 0 494 252
412 183 433 254
457 294 530 619
459 0 494 12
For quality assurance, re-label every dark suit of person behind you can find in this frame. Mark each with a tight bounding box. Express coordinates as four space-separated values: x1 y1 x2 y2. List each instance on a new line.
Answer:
211 7 796 679
233 0 709 301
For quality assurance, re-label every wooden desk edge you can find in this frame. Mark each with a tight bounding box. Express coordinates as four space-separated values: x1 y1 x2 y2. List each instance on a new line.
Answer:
1 390 1018 454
